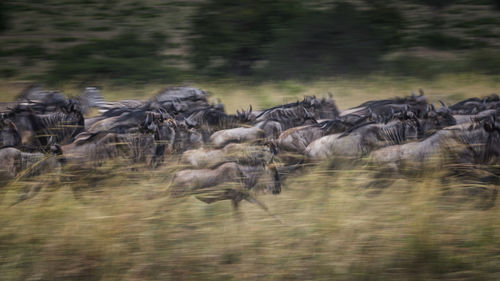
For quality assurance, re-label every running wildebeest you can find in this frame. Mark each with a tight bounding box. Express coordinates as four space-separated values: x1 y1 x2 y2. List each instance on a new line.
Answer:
369 116 500 170
209 127 266 148
0 145 63 186
181 143 276 169
169 159 281 208
5 99 85 150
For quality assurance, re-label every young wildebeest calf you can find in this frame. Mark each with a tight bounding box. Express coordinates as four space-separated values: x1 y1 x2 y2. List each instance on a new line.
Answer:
170 161 281 207
0 146 63 187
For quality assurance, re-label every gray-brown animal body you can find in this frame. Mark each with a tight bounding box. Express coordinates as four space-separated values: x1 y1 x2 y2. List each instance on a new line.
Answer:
0 117 22 148
180 143 274 168
0 147 61 185
254 120 283 139
210 127 265 148
170 162 280 198
369 120 500 170
254 103 318 131
62 131 157 167
305 119 420 160
278 124 325 154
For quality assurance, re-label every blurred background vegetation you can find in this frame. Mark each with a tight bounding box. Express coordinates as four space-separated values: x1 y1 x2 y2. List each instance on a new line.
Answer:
0 0 500 84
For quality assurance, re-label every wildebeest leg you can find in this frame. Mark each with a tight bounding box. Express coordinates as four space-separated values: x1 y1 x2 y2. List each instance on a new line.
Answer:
9 183 42 207
364 169 397 196
244 195 285 225
232 196 243 223
71 185 84 201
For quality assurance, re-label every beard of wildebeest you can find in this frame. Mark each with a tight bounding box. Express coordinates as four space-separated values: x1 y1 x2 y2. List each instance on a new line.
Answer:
0 117 22 148
301 95 340 120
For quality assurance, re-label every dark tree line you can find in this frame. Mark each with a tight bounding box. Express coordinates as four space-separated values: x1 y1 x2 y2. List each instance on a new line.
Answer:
0 0 8 32
189 1 406 78
188 0 500 78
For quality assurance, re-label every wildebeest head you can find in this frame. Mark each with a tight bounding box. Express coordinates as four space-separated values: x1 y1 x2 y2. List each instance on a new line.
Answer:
139 112 160 134
481 116 500 163
420 101 457 136
0 115 22 147
267 156 281 195
236 105 255 123
60 99 83 114
302 94 340 119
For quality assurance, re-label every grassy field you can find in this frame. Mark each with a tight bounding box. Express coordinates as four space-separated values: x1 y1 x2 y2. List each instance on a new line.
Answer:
1 75 500 281
2 73 500 109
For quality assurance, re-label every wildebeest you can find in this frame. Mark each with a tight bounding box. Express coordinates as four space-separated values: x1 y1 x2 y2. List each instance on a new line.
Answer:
184 106 254 142
61 129 157 168
210 127 265 148
254 99 320 131
5 99 85 150
0 115 22 148
277 115 374 154
0 145 63 186
453 109 498 125
305 113 421 161
449 94 500 115
181 143 275 169
254 120 283 139
278 124 325 154
297 95 340 119
305 104 457 161
169 160 281 207
369 117 500 170
153 86 210 118
339 91 428 119
87 101 171 133
15 85 70 114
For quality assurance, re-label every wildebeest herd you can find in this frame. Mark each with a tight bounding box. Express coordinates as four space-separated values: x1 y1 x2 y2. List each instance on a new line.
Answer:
1 85 499 208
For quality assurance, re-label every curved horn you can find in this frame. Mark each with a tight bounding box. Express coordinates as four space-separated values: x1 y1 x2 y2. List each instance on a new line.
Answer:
439 100 447 108
184 117 197 128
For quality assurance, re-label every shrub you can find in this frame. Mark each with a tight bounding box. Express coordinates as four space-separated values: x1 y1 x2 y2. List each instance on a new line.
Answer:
46 32 179 84
418 32 484 50
189 0 304 76
467 49 500 74
0 0 8 32
365 2 407 48
263 2 386 78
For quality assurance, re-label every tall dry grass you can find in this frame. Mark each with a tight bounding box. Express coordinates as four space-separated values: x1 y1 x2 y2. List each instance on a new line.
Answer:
1 160 499 281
